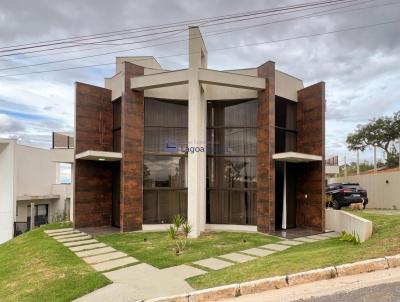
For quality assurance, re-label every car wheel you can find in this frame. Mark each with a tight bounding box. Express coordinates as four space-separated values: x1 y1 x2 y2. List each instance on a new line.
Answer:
332 199 341 210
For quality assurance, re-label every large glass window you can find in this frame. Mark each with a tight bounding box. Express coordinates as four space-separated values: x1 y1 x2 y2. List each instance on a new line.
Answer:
143 98 188 224
113 98 121 152
206 99 258 225
275 97 297 153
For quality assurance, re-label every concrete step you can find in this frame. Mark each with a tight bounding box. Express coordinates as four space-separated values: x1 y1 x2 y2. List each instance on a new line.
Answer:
83 251 128 264
92 257 139 272
70 243 107 252
240 248 275 257
53 233 87 240
57 235 92 243
64 239 99 247
259 243 291 252
44 228 74 234
75 247 116 258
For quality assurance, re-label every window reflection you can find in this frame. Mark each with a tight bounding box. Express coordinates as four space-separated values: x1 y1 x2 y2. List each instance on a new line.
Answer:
143 98 188 223
144 156 187 188
207 99 258 127
207 99 258 225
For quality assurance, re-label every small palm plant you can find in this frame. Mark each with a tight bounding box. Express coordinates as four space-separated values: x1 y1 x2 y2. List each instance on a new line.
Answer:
168 214 192 255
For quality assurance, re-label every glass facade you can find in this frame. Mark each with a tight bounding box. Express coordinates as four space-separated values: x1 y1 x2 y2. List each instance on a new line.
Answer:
206 99 258 225
275 97 297 153
143 98 188 223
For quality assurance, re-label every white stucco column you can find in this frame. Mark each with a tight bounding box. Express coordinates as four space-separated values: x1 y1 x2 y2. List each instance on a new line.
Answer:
282 162 287 230
30 202 35 230
187 27 207 237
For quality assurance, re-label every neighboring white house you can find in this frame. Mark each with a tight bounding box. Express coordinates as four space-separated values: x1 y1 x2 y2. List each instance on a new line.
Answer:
0 132 74 244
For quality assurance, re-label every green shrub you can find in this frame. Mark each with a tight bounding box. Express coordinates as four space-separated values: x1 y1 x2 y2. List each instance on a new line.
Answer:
168 214 192 254
340 230 361 245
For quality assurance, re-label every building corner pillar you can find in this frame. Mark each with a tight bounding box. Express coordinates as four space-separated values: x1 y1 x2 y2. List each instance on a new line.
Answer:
187 27 208 237
256 61 276 234
120 62 145 232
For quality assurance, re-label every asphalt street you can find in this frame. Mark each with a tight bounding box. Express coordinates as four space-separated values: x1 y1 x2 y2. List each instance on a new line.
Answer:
223 267 400 302
297 282 400 302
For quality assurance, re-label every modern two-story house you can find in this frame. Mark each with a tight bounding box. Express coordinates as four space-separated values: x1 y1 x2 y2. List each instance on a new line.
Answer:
0 132 74 244
74 27 325 237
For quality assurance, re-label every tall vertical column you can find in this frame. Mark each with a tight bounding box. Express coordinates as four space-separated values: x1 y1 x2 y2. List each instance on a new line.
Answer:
74 83 113 228
188 27 208 237
256 61 276 234
296 82 325 232
120 62 145 232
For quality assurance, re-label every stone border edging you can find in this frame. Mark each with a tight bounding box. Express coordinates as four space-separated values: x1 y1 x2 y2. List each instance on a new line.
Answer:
143 254 400 302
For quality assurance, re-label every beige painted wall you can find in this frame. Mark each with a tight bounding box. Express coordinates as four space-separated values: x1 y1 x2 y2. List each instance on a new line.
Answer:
15 145 56 198
331 171 400 209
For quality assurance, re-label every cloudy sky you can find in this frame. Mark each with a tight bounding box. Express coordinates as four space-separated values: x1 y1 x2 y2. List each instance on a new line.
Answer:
0 0 399 164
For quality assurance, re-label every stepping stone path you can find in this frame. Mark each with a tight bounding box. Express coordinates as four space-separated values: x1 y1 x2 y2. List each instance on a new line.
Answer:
188 231 341 270
293 237 318 243
219 252 257 263
194 257 234 270
279 239 304 246
260 243 291 251
64 239 99 247
241 247 276 257
45 228 139 272
45 227 340 301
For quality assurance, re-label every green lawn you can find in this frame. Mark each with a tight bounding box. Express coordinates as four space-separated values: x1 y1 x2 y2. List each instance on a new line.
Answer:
96 231 280 268
187 212 400 289
2 213 398 300
0 223 110 302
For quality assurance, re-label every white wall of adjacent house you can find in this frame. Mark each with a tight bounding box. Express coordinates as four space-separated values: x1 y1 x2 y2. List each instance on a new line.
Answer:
15 145 55 197
0 141 15 244
0 140 73 244
15 145 72 223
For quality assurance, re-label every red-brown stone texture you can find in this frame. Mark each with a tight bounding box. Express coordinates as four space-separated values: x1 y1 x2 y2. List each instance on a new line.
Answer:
256 61 276 233
74 83 113 228
120 62 145 232
296 82 326 231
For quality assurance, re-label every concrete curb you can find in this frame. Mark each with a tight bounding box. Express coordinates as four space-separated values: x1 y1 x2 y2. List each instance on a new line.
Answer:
336 258 388 277
240 275 287 295
287 266 336 286
385 254 400 268
143 255 399 302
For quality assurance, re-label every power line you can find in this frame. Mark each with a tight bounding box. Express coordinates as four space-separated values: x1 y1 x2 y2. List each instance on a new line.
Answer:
0 0 361 55
1 17 398 78
1 0 383 63
0 0 380 71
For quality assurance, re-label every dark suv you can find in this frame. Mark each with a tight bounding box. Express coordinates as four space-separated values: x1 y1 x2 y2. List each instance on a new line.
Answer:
326 182 368 210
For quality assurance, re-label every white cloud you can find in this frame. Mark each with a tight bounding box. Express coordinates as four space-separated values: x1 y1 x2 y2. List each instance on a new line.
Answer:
0 113 25 132
0 0 399 156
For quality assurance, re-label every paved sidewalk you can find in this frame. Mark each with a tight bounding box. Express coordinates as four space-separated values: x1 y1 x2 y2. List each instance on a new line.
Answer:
222 267 400 302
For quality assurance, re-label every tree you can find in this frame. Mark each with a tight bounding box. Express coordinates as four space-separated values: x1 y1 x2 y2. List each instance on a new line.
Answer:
346 111 400 167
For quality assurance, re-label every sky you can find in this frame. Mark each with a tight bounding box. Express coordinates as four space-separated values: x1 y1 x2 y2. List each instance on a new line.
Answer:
0 0 399 165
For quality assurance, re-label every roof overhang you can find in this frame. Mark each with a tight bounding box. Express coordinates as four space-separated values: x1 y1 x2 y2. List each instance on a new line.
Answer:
198 68 266 90
17 194 60 201
273 152 322 163
75 150 122 162
130 68 266 91
131 69 188 90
